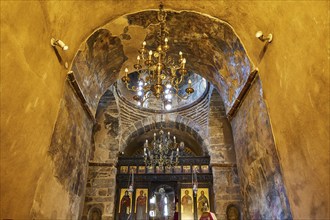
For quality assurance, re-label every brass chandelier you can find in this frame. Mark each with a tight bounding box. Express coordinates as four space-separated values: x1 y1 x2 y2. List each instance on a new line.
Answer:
143 129 185 168
121 4 194 110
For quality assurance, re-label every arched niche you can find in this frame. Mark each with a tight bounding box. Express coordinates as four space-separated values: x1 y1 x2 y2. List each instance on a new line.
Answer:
87 206 103 220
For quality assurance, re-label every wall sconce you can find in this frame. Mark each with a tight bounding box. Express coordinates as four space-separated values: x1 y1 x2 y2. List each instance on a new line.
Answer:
51 38 69 50
256 31 273 43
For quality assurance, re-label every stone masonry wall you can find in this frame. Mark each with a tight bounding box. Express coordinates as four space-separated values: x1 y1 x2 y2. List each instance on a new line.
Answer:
208 90 242 218
82 165 117 220
83 89 120 220
212 166 242 219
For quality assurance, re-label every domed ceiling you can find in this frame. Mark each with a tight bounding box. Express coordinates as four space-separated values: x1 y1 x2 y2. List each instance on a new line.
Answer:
116 71 209 111
71 8 252 116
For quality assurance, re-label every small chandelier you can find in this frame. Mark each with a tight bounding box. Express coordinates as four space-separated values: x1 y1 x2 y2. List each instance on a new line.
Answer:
143 129 184 168
121 4 194 110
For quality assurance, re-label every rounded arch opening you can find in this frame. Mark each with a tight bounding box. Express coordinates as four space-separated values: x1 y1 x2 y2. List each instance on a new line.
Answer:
121 116 209 157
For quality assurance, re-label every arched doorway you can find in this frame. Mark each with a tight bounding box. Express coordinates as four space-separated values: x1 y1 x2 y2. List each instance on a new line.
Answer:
115 128 213 220
50 6 291 220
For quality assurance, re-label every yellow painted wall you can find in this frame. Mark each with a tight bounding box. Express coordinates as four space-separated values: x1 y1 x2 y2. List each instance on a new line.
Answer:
1 1 328 219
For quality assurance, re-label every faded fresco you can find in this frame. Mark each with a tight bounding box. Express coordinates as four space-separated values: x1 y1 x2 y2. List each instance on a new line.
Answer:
231 77 292 219
92 89 120 163
72 29 127 115
48 83 93 197
126 11 252 112
71 10 252 117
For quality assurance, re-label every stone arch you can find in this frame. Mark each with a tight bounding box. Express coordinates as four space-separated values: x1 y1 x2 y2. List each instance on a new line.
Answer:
70 9 254 117
65 6 290 220
120 114 209 156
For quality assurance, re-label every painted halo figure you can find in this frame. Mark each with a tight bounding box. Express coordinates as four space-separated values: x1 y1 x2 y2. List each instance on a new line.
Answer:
136 190 147 220
120 191 131 220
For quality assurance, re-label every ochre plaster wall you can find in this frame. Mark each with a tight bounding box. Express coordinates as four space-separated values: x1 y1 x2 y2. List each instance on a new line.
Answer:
1 1 329 219
1 2 70 219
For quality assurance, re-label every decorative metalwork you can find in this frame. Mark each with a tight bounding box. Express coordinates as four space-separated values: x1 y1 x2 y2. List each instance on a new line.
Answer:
143 129 184 169
121 4 194 110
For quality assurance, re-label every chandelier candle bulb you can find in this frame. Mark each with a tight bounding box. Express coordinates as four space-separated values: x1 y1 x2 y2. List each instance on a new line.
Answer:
149 50 153 60
188 79 192 87
164 37 169 50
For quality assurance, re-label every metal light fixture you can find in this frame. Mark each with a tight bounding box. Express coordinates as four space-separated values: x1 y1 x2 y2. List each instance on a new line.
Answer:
121 4 194 110
143 128 184 169
51 38 69 50
255 31 273 43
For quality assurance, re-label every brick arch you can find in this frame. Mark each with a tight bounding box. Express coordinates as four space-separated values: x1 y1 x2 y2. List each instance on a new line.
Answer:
120 114 209 155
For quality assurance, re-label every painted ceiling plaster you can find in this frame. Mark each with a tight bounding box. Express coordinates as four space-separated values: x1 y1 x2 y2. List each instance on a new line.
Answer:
72 9 253 116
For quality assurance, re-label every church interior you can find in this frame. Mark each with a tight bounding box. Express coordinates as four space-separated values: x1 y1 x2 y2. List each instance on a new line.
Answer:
1 1 329 220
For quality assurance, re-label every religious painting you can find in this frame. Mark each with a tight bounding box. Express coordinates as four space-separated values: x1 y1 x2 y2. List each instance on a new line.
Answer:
138 166 145 174
182 165 191 173
155 166 164 174
226 204 240 220
135 188 148 220
119 188 133 220
147 166 154 174
165 166 172 174
88 207 102 220
180 188 194 220
130 166 137 174
201 165 209 173
192 165 200 173
174 165 182 173
120 166 128 174
197 188 210 219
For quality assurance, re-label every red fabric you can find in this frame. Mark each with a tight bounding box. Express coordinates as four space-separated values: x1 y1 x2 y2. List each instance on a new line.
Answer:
199 212 217 220
174 212 179 220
